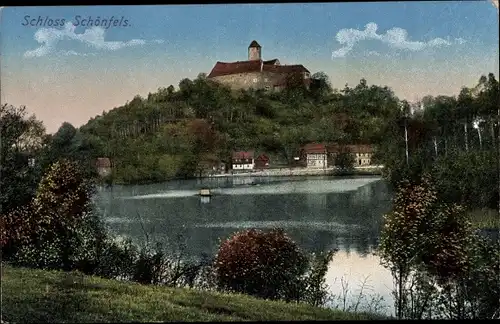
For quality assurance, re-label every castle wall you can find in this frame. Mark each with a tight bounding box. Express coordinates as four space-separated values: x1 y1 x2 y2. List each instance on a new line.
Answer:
211 71 287 91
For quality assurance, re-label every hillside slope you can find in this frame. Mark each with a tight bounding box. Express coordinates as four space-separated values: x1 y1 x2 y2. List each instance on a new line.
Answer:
1 265 384 322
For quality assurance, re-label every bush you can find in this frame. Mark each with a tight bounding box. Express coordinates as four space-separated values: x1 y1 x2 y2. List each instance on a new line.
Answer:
6 160 96 271
334 151 355 171
379 174 500 319
1 205 33 258
214 228 309 301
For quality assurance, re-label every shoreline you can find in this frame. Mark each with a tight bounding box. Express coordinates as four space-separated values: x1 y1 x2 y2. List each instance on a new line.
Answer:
205 166 385 178
107 166 385 186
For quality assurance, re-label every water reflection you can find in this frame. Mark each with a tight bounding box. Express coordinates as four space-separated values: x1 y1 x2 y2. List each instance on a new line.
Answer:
96 176 394 314
200 196 211 204
327 249 394 315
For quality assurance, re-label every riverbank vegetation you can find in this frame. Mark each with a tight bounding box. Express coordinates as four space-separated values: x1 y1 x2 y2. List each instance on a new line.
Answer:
379 175 500 319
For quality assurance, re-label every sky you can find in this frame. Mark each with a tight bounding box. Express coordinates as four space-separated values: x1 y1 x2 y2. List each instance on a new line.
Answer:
1 2 499 133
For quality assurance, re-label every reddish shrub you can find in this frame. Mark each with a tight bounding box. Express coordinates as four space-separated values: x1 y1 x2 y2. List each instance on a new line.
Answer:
214 228 308 301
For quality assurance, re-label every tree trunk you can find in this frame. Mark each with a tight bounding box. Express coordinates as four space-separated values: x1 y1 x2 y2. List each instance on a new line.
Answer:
464 122 469 152
491 122 495 147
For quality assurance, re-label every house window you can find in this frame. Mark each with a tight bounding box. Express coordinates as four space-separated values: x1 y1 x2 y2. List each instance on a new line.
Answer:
304 72 310 78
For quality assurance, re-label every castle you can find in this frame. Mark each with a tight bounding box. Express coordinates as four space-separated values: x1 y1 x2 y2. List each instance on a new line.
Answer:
207 40 311 91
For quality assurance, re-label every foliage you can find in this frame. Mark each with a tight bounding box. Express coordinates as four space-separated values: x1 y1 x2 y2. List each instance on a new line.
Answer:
379 74 500 211
40 122 103 179
8 160 97 271
213 228 336 307
214 228 309 301
79 73 402 183
334 150 356 172
379 175 500 319
301 250 336 307
0 104 47 215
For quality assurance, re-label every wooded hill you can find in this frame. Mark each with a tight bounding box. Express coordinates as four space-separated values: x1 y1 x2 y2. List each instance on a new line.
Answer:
79 72 403 183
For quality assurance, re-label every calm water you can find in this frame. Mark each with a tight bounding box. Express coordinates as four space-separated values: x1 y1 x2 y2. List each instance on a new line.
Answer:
96 175 395 314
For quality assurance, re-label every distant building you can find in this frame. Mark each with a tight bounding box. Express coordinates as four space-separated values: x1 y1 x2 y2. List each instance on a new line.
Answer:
301 143 328 169
207 40 311 91
300 143 375 168
198 157 226 175
231 151 255 170
327 144 375 166
96 157 112 177
254 154 270 169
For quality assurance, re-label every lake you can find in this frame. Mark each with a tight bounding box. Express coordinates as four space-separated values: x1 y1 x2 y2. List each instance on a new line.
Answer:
95 175 395 315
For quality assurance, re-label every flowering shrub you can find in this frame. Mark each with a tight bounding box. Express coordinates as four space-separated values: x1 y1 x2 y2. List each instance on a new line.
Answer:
214 228 309 301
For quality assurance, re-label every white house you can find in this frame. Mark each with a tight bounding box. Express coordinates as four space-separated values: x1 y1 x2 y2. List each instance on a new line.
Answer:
302 143 327 168
231 151 255 170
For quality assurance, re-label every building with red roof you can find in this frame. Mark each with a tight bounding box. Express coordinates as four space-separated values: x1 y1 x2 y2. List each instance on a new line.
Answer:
231 151 255 170
254 153 270 169
298 143 376 168
208 40 311 91
301 143 328 169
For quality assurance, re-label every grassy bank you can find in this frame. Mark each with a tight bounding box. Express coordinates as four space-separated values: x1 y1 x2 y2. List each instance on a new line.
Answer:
1 265 384 323
468 208 500 229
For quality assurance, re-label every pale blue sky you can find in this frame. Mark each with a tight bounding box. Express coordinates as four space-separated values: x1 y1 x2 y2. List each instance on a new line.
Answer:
1 3 498 132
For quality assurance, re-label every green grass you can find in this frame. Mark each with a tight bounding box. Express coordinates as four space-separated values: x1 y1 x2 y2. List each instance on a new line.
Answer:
468 208 500 230
1 265 384 323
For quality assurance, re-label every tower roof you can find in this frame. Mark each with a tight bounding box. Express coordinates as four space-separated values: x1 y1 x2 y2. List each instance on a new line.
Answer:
248 40 261 48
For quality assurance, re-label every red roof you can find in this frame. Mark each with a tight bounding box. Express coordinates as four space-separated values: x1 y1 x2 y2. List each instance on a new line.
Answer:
302 143 375 154
326 144 374 154
96 157 111 168
208 60 310 78
302 143 326 154
232 151 255 159
255 154 270 161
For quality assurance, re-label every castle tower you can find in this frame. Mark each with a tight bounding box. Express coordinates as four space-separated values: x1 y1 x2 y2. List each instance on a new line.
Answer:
248 40 262 61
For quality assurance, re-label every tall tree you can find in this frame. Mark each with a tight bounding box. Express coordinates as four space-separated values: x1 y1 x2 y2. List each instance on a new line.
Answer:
0 104 47 214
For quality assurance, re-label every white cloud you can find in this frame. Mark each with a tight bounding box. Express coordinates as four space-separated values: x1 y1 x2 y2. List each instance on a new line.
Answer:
24 22 164 58
331 22 466 59
57 50 97 57
366 50 380 57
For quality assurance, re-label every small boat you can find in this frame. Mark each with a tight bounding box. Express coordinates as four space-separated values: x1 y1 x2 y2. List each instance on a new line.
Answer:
199 189 212 197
